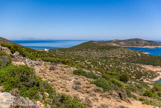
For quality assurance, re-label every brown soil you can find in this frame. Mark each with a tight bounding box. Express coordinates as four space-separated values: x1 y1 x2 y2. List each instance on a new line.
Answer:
11 56 156 108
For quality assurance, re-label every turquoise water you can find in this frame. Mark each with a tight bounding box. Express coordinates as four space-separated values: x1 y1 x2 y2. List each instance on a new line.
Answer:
12 40 88 49
127 47 161 56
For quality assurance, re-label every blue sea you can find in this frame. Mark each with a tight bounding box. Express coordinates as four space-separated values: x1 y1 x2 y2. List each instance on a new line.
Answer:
12 40 88 49
127 47 161 56
12 40 161 83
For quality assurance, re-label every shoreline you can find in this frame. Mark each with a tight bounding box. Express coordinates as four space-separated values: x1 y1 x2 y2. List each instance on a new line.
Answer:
151 72 161 83
140 65 161 83
124 46 161 49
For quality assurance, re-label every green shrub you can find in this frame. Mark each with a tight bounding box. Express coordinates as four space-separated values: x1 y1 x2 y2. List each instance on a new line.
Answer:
139 97 146 101
102 73 111 80
143 90 153 97
119 73 129 83
73 69 98 79
109 79 123 88
92 78 111 91
0 51 11 67
0 65 54 100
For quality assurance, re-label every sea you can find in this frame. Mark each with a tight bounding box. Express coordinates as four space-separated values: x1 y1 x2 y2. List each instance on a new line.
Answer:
12 40 161 83
12 40 88 49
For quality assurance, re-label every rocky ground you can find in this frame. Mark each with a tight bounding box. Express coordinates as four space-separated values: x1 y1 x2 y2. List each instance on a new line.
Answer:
0 45 158 108
10 52 156 108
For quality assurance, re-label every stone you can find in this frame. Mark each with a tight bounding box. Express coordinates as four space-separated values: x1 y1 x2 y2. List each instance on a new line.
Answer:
0 86 4 92
51 62 56 65
49 66 55 70
0 92 15 108
118 105 128 108
72 85 82 90
118 91 130 103
0 92 39 108
0 46 11 55
89 93 96 97
36 101 44 108
74 80 81 85
84 97 92 107
100 93 111 99
97 104 108 108
10 88 20 97
13 51 20 57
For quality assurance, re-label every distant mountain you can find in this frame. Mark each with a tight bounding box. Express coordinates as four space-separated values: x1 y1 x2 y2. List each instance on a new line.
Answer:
95 38 161 47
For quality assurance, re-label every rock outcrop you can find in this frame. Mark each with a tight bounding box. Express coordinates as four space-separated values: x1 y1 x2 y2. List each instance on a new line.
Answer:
0 92 38 108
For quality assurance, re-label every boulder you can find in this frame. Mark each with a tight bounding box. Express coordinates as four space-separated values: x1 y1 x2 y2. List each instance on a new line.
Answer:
118 91 130 103
13 51 20 57
0 46 11 55
0 92 39 108
72 85 82 90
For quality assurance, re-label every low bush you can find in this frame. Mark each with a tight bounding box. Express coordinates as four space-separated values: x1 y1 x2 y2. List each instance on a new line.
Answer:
119 73 129 83
109 79 123 88
143 90 153 97
73 69 98 79
0 51 11 68
92 78 111 91
0 65 54 100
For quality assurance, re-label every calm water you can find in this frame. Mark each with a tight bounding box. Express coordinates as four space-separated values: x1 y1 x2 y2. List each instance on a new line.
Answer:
12 40 88 49
127 47 161 56
126 41 161 56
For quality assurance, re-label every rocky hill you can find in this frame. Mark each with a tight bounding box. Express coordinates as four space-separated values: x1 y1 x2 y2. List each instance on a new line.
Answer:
0 37 161 108
95 38 161 47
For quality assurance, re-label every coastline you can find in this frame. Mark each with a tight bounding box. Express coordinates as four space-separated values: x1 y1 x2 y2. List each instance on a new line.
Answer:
140 64 161 83
124 46 161 49
151 72 161 82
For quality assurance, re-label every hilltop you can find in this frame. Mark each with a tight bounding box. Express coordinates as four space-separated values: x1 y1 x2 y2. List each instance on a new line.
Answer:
94 38 161 48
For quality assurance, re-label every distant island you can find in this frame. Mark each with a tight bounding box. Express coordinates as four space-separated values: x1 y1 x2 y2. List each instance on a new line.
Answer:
95 38 161 48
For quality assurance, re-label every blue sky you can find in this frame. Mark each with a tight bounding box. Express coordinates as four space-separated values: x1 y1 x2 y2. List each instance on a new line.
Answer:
0 0 161 40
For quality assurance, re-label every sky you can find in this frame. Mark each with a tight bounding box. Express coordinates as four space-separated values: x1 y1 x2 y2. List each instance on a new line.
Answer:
0 0 161 40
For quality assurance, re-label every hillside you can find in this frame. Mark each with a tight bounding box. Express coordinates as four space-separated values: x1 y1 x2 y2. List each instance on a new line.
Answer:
50 41 142 59
0 37 14 44
50 41 161 66
94 38 161 47
0 37 161 107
